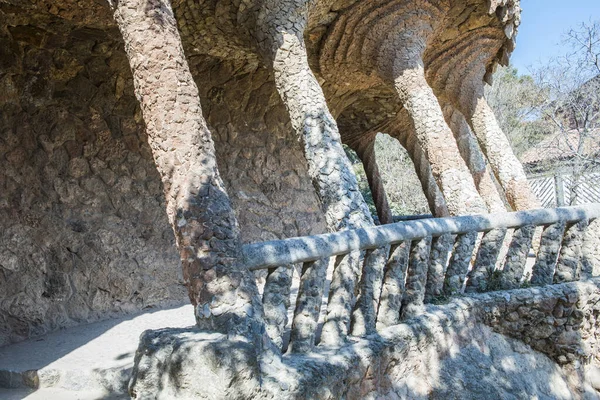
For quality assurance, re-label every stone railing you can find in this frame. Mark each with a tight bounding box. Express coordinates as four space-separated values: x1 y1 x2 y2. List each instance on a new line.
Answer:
242 204 600 353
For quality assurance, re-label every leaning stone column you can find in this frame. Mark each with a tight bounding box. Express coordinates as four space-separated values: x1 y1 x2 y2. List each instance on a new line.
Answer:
386 38 489 217
443 105 507 213
345 132 394 225
109 0 264 336
442 106 508 292
456 87 540 211
255 0 384 346
385 112 451 218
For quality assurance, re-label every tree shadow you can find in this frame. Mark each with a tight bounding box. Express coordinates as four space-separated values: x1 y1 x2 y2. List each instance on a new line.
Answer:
0 304 193 398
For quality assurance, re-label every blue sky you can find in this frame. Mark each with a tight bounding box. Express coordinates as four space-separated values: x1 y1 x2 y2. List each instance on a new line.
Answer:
511 0 600 75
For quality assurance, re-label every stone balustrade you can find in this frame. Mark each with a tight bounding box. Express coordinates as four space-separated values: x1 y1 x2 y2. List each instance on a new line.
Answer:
242 204 600 353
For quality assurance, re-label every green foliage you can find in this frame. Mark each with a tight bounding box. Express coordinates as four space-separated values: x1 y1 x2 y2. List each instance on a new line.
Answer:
343 138 430 221
485 269 504 292
486 66 551 156
429 294 452 305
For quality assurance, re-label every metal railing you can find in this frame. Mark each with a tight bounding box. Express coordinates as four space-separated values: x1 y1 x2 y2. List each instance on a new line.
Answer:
242 204 600 353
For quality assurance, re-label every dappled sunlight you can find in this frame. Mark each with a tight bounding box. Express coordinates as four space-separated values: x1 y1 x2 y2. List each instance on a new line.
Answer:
0 305 194 397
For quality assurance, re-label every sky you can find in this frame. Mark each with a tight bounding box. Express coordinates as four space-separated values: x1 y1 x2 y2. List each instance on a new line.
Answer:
510 0 600 75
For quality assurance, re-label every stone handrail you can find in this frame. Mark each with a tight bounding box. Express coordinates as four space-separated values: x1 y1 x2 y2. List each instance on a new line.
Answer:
245 204 600 354
243 204 600 270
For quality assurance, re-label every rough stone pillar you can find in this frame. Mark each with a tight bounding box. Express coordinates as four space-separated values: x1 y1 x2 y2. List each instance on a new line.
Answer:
345 134 394 225
443 104 507 213
384 113 451 218
255 1 373 233
109 0 264 336
457 89 539 211
255 0 386 345
390 54 488 217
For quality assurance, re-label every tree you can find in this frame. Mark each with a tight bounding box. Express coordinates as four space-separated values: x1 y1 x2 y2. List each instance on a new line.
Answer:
487 21 600 206
529 20 600 204
485 66 548 156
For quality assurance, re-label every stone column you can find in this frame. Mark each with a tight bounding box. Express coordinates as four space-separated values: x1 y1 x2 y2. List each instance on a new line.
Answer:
345 133 394 225
385 112 450 218
255 0 385 345
387 38 489 217
443 105 507 213
255 1 374 233
109 0 264 336
457 87 540 211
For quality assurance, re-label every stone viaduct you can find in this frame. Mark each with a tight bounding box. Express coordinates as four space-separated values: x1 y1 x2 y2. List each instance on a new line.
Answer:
2 0 600 398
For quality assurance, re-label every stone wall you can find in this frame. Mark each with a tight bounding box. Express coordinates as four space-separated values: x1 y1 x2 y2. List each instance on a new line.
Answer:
129 279 600 399
190 56 327 244
0 15 186 346
0 9 325 346
477 278 600 367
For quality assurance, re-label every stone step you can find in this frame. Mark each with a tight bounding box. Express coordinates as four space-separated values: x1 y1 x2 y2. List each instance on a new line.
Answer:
0 305 194 397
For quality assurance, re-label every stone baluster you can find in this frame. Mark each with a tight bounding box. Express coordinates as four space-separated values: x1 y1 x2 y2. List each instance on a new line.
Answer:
401 237 432 319
320 252 362 346
351 247 389 336
581 218 600 278
376 242 410 329
500 225 536 289
531 222 566 286
289 259 328 353
555 220 589 283
444 232 478 295
467 228 507 292
425 234 453 301
262 266 294 351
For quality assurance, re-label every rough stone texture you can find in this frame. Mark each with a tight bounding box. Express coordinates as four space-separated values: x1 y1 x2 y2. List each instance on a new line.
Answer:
477 278 600 369
128 329 261 400
191 57 327 244
0 3 327 345
555 220 589 283
500 224 535 289
129 279 600 399
0 10 187 346
532 222 566 286
376 241 409 329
